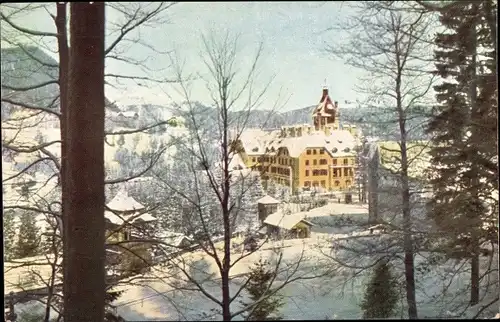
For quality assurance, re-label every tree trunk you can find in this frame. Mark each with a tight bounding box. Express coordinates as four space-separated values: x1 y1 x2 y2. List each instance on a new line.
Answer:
221 94 232 321
55 4 69 319
469 15 480 305
396 76 418 319
64 3 106 322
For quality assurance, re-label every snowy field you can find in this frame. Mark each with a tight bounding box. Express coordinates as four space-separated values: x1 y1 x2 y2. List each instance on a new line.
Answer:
11 231 498 321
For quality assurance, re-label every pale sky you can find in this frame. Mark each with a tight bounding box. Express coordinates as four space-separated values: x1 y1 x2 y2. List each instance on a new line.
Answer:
2 2 364 111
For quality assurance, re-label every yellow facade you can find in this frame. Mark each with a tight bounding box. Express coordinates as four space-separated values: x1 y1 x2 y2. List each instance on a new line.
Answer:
239 136 357 193
236 87 360 194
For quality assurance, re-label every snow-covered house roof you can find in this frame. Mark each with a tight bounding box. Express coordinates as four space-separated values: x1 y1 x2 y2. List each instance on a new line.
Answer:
104 189 156 225
239 128 358 159
257 195 281 205
104 210 156 226
157 232 193 248
264 211 313 230
106 188 145 212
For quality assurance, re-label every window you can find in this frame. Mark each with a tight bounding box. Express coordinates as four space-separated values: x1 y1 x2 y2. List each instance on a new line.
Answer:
265 157 269 162
305 160 309 166
252 157 256 162
307 150 311 155
344 168 349 177
333 159 337 165
320 169 328 176
258 157 262 162
312 170 319 176
313 149 317 155
319 149 324 154
321 180 326 187
319 159 327 165
343 158 348 165
349 168 354 176
304 181 311 187
334 180 340 187
313 160 317 165
305 170 309 176
332 169 338 177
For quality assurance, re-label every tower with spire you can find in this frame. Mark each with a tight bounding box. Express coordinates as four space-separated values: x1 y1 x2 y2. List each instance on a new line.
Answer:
312 85 340 131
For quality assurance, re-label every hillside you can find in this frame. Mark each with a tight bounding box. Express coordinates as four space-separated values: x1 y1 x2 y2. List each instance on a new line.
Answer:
139 102 432 141
1 45 120 121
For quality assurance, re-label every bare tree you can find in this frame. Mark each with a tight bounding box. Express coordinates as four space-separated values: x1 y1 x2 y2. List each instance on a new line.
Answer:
130 31 331 321
1 2 179 320
324 2 438 319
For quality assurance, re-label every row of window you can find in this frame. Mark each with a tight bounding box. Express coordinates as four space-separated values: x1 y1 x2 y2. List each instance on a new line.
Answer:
304 168 353 177
306 148 326 155
270 167 291 176
251 156 351 166
252 156 293 166
305 158 350 166
304 180 352 187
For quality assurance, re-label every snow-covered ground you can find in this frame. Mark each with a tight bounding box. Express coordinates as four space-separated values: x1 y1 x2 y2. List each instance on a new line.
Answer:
10 230 498 321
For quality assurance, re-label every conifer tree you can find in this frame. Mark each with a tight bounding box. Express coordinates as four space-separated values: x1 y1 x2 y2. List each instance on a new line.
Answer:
3 210 17 260
360 260 399 319
426 0 497 305
16 211 40 258
240 258 284 321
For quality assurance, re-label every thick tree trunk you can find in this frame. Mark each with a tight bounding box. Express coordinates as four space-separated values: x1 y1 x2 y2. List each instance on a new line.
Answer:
64 3 106 322
55 4 69 319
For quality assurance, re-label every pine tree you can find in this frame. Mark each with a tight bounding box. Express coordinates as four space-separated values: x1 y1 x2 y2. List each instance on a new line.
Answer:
104 288 125 322
240 259 283 321
3 210 17 260
15 211 40 258
426 0 497 305
360 260 399 319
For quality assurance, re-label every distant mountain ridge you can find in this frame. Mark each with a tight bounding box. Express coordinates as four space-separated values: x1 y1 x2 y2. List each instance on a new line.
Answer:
130 101 432 141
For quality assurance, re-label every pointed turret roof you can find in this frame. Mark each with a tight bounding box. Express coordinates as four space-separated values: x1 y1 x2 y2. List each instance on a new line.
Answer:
313 86 337 117
106 188 144 212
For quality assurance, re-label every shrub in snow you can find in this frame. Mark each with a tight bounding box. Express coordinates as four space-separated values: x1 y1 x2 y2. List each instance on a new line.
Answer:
360 259 399 319
240 258 284 321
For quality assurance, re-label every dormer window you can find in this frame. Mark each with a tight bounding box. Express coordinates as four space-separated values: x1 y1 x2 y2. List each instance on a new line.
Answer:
332 147 338 153
344 147 350 153
252 147 259 152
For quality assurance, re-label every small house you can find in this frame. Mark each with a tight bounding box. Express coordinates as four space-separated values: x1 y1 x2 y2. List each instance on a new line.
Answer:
257 195 281 222
105 189 156 241
263 211 314 239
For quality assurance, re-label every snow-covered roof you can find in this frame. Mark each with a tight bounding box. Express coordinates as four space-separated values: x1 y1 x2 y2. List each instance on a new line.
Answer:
104 210 156 225
239 128 358 158
106 188 145 212
157 232 193 248
257 195 281 204
264 211 313 230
